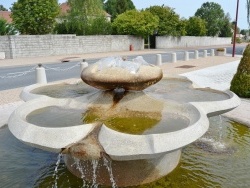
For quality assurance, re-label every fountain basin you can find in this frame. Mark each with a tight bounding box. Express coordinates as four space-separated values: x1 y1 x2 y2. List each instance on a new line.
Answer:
8 74 240 186
9 90 207 157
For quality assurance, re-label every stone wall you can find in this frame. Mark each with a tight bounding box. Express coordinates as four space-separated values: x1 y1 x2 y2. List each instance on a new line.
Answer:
0 35 144 59
0 36 11 59
0 35 232 59
156 36 231 49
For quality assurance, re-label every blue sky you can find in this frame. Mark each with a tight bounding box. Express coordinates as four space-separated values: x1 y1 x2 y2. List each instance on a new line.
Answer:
1 0 249 29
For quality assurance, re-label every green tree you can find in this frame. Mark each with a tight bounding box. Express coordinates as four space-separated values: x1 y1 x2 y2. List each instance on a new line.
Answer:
0 18 17 35
89 16 112 35
61 0 105 35
219 13 233 37
230 44 250 97
11 0 59 34
146 5 185 36
240 29 249 35
104 0 135 21
112 10 159 38
195 2 225 36
0 5 8 11
185 16 207 36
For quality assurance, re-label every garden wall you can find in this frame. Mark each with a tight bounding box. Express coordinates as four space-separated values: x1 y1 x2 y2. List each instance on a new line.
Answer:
0 35 144 59
0 35 232 59
156 36 231 48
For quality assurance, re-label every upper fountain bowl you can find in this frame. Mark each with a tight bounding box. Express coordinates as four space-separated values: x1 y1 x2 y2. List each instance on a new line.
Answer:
81 56 163 91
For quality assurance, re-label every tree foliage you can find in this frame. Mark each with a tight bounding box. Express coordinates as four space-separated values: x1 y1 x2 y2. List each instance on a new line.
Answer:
104 0 135 21
230 44 250 97
0 4 8 11
195 2 225 36
11 0 59 34
89 16 112 35
185 16 207 36
0 18 17 35
219 13 233 37
56 0 112 35
112 10 159 38
146 5 185 36
240 29 250 36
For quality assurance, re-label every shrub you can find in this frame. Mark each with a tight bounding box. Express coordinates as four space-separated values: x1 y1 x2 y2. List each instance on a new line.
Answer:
230 44 250 97
216 48 225 51
236 37 242 43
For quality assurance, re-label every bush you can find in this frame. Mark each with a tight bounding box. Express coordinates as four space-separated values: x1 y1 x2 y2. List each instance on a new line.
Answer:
216 48 225 51
236 37 242 43
230 44 250 97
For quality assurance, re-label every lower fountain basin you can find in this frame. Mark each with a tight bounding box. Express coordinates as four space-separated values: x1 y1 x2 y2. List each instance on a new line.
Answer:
8 74 240 186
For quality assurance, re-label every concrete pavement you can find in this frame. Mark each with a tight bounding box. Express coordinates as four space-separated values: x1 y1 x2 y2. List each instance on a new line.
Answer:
0 49 249 128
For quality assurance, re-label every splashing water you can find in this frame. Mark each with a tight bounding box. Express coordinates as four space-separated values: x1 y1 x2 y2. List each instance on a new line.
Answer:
74 158 88 187
91 160 99 188
218 115 223 141
96 56 150 74
52 153 63 188
103 156 117 188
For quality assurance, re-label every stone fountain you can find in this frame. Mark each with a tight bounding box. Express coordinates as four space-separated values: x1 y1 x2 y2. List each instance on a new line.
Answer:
8 56 240 187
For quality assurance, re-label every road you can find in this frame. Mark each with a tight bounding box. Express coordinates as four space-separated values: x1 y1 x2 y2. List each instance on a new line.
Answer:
0 46 245 91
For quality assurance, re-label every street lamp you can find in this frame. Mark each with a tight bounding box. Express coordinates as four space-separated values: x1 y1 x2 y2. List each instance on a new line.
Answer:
232 0 240 57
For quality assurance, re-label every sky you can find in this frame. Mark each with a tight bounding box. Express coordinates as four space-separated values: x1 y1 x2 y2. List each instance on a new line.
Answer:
0 0 249 30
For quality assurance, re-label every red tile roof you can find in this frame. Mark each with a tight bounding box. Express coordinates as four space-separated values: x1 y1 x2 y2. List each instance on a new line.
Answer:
0 11 12 23
60 2 70 15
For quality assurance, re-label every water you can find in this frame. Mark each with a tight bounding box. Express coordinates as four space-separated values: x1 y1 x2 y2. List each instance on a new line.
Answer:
145 78 230 103
30 78 230 103
31 82 98 98
26 106 83 128
52 153 62 188
91 160 99 188
26 104 190 134
103 156 117 188
1 117 250 187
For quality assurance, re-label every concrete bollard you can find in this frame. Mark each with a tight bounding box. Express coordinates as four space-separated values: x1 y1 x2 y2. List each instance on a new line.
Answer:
36 64 47 84
171 53 177 63
211 49 215 56
203 50 207 58
184 51 189 61
224 48 227 55
80 59 88 73
156 54 162 66
0 52 5 59
194 50 199 59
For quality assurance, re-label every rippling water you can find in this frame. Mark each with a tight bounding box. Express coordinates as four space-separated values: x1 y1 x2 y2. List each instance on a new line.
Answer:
0 117 250 188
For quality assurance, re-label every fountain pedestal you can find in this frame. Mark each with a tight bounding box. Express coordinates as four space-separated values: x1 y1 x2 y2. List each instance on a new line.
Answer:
65 150 181 187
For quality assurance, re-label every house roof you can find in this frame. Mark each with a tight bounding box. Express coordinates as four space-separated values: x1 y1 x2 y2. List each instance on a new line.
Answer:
59 2 111 17
60 2 70 15
0 11 12 23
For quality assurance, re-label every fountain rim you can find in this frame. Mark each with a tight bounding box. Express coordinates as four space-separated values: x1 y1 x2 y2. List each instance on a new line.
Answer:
8 94 205 155
8 75 241 160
